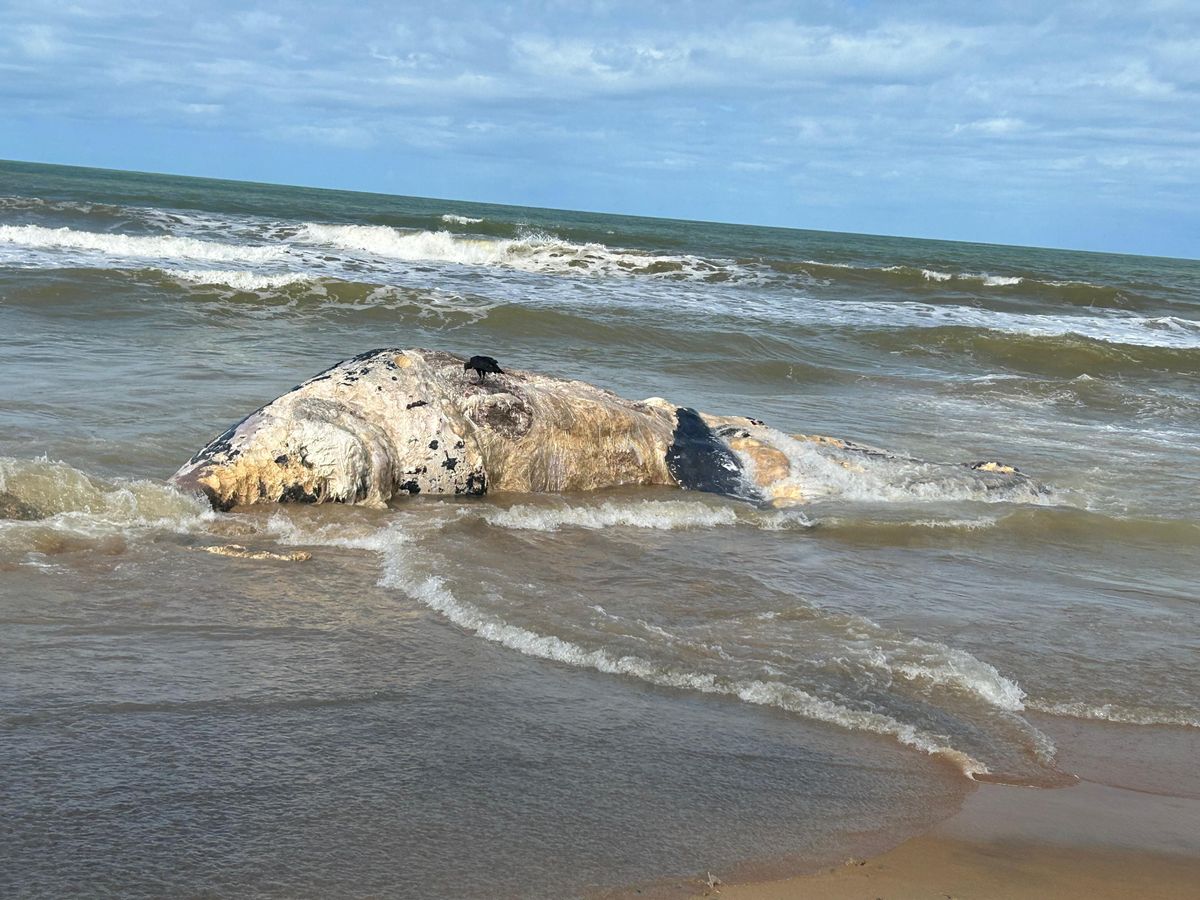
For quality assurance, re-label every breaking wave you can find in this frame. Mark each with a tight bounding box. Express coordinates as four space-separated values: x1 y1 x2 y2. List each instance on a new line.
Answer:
165 268 315 291
296 222 730 278
0 457 212 556
1028 700 1200 729
0 223 283 264
800 301 1200 352
740 429 1051 506
263 512 1068 784
2 219 1189 339
296 520 998 778
881 266 1023 286
767 259 1185 311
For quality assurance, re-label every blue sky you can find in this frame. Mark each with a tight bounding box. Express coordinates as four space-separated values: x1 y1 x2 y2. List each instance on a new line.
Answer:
2 1 1197 257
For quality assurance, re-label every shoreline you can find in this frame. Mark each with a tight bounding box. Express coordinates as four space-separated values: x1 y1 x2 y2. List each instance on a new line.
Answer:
696 771 1200 899
604 715 1200 900
698 828 1200 900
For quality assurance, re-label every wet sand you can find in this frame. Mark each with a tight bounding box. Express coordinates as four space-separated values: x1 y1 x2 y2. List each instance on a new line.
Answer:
700 835 1200 899
686 717 1200 900
697 781 1200 899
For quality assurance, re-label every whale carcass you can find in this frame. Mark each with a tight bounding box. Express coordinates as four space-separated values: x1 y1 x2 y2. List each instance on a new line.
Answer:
170 348 1042 510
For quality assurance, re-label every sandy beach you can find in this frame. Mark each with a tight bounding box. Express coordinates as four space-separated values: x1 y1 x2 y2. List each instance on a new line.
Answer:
702 830 1200 900
596 714 1200 899
672 716 1200 899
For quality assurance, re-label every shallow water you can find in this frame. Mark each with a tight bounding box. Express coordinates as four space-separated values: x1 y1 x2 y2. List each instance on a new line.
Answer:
1 160 1198 897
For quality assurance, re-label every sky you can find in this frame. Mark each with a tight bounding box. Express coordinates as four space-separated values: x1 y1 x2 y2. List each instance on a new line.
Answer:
1 1 1197 257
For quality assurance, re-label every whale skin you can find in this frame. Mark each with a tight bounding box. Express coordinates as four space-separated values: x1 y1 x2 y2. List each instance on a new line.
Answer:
170 348 1043 510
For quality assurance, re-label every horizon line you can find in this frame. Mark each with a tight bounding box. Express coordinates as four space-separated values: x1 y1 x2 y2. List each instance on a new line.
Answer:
1 156 1195 265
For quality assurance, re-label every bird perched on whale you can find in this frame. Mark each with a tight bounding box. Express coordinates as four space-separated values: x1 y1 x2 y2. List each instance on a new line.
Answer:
465 355 504 383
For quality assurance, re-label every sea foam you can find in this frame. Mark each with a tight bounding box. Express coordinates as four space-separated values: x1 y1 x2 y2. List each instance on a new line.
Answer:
296 222 728 279
262 514 1070 780
371 528 995 779
474 499 739 531
1029 700 1200 729
736 427 1051 506
0 224 284 264
165 268 314 291
0 456 213 557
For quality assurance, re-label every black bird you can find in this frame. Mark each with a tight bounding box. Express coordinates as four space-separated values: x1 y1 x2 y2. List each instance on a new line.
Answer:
464 355 504 383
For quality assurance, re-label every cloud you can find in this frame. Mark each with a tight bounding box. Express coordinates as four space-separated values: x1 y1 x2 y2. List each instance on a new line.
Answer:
0 1 1197 254
14 24 64 58
953 117 1026 136
180 102 223 117
269 123 376 150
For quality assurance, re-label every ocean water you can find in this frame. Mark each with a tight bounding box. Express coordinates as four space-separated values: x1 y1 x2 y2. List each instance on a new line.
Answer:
1 159 1198 897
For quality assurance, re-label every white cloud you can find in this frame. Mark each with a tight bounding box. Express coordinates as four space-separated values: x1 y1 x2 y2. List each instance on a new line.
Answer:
0 0 1197 253
270 123 376 149
953 117 1026 136
15 24 63 58
180 102 222 116
1097 61 1176 97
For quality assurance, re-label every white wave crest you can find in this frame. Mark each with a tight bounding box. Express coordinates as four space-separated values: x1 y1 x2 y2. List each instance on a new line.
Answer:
816 516 1002 532
370 530 991 778
265 515 994 776
0 457 212 554
1147 315 1200 335
881 266 1023 286
440 214 483 225
904 517 1000 530
165 268 314 291
299 223 518 265
895 645 1026 711
475 500 738 532
0 224 284 264
1029 700 1200 729
746 508 816 530
296 222 726 278
732 291 1200 350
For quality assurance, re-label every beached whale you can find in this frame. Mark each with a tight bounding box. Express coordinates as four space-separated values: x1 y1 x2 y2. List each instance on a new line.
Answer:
170 348 1042 510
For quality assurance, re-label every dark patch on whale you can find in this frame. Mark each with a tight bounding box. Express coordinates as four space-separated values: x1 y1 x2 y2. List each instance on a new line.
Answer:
280 483 321 504
666 407 760 502
461 471 487 495
187 411 254 467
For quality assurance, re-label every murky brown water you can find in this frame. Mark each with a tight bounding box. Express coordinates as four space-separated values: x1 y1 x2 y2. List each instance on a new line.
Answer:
2 160 1198 897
